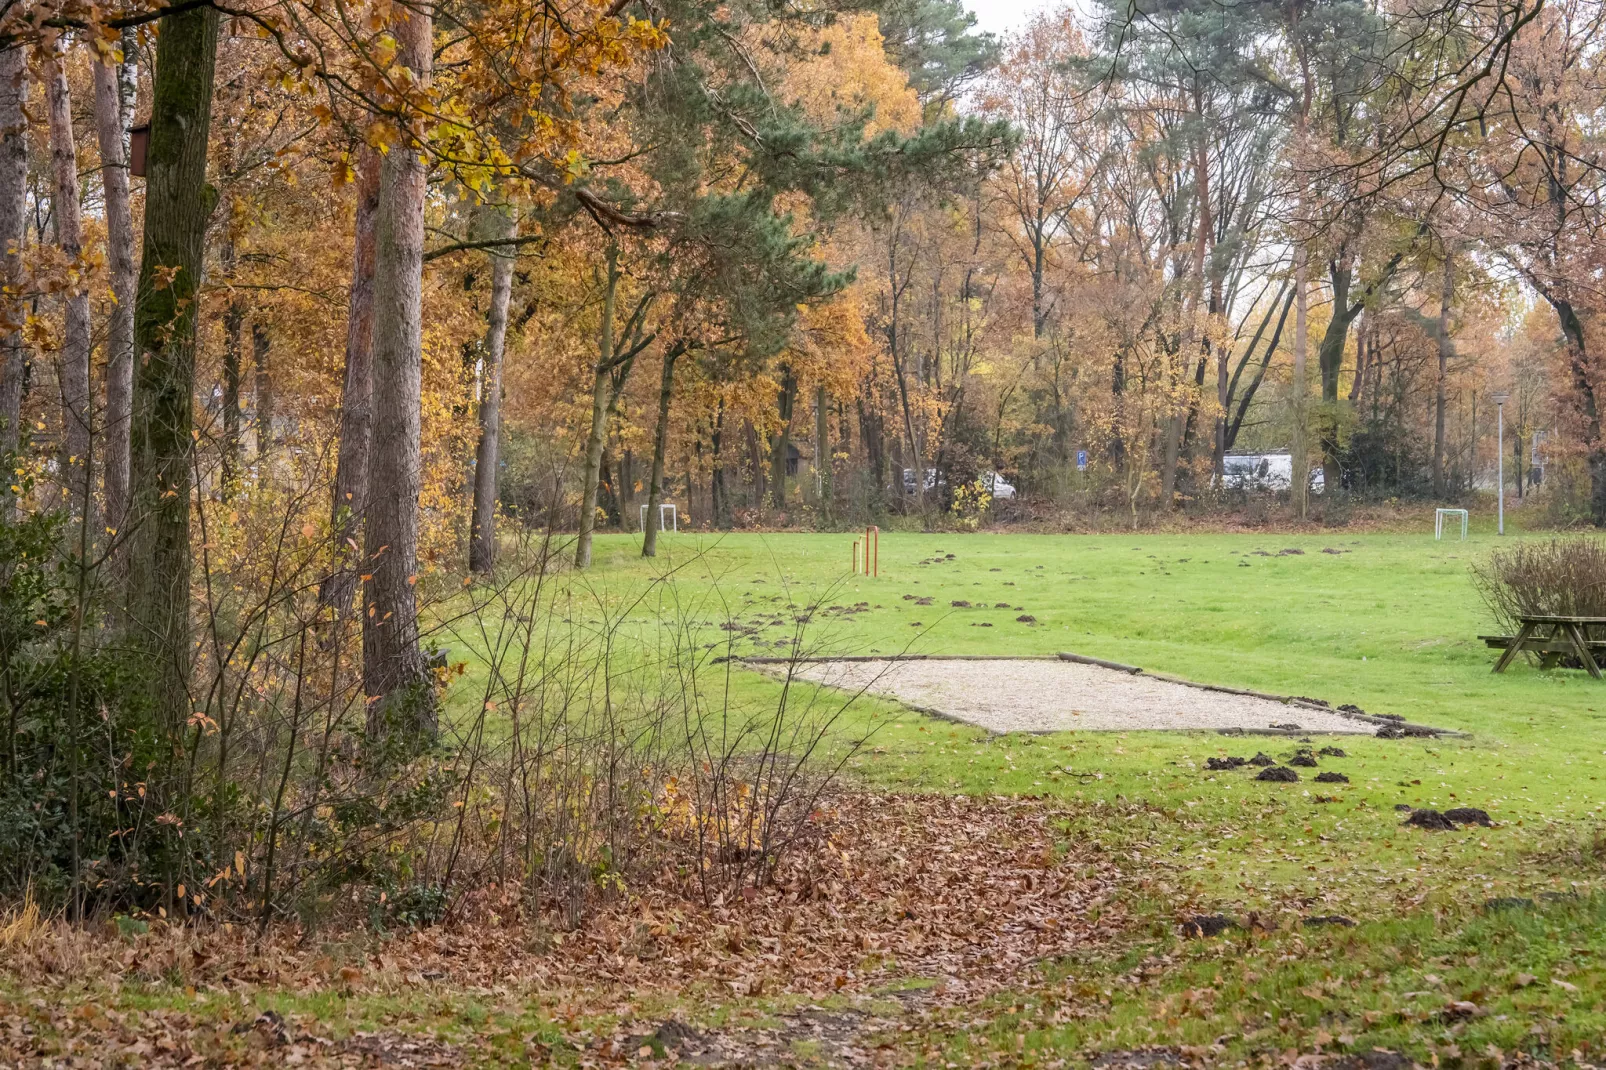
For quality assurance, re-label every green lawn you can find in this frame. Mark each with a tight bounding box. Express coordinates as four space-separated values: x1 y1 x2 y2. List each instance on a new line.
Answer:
560 529 1606 1062
12 528 1606 1066
578 528 1606 834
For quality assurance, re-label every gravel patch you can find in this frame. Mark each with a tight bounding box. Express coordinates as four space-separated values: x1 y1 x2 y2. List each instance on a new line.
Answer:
786 657 1375 734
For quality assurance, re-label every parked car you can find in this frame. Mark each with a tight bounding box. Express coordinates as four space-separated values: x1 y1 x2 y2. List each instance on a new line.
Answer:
1222 453 1324 493
980 470 1016 500
901 468 1017 500
901 467 940 494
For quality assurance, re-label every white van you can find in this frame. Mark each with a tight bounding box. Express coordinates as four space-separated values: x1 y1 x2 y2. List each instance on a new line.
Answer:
1222 453 1324 493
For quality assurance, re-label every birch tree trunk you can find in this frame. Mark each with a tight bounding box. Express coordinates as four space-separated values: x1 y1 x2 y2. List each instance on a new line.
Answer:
1291 245 1310 517
1432 250 1453 498
94 55 137 538
0 46 25 464
363 3 433 731
468 204 515 574
126 1 220 730
325 145 381 611
46 47 94 523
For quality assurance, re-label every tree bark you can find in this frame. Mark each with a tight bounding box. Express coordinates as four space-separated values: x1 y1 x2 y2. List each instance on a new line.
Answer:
1514 419 1524 498
1546 294 1606 525
1432 250 1453 498
46 46 94 521
468 204 515 574
1161 92 1213 508
575 245 627 570
711 398 730 529
814 384 831 519
1291 248 1310 516
363 1 433 731
326 146 381 610
126 1 221 731
642 342 684 558
252 321 273 460
1316 259 1364 479
0 46 25 464
768 367 796 510
221 290 243 481
94 56 137 537
616 448 634 527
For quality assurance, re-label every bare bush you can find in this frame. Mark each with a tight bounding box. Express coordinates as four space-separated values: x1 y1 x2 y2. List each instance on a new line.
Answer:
1472 536 1606 634
2 442 869 931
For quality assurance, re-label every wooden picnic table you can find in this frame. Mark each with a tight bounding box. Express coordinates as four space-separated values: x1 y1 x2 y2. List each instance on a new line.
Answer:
1484 615 1606 678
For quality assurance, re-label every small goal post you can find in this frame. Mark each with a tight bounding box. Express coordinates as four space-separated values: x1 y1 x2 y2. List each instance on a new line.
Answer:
639 502 678 533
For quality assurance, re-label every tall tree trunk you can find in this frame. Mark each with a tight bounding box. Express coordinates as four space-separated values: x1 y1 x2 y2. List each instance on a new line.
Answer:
575 244 620 570
1514 419 1524 498
46 46 94 522
221 292 243 481
1547 295 1606 525
1290 247 1310 516
253 322 273 459
711 399 731 529
0 45 25 464
326 146 381 610
769 367 796 510
1348 319 1367 404
814 384 831 520
598 445 620 527
642 342 684 558
616 448 634 527
363 2 433 730
1432 250 1453 498
468 204 515 574
126 1 221 730
1316 259 1364 480
94 56 137 537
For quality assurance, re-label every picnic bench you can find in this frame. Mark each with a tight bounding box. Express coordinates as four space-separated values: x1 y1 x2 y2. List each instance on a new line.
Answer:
1482 615 1606 678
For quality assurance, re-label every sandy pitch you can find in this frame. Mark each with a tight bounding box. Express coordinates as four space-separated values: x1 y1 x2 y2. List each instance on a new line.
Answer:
788 657 1374 734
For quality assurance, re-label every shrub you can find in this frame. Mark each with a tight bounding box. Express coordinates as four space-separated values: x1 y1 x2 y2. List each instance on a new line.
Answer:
1471 536 1606 634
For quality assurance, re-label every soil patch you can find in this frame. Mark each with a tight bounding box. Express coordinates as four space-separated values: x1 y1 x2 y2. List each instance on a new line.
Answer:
1404 808 1457 831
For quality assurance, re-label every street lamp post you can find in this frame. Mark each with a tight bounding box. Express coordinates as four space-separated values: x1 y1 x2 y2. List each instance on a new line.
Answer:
1493 393 1510 535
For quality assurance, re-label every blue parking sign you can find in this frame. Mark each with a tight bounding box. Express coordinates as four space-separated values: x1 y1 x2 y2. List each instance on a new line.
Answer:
1076 450 1088 471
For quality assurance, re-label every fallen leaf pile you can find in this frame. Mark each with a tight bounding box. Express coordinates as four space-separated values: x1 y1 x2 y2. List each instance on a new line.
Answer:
525 792 1127 999
0 793 1127 1066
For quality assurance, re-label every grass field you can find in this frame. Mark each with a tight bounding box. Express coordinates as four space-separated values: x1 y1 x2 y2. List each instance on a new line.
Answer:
9 528 1606 1066
562 529 1606 1061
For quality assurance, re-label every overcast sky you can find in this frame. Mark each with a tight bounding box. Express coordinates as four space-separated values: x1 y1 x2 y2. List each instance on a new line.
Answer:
963 0 1048 38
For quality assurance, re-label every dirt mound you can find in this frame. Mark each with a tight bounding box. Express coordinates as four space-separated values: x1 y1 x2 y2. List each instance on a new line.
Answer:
1181 914 1236 937
1314 771 1349 783
1403 808 1457 831
1256 766 1299 782
1443 807 1493 826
